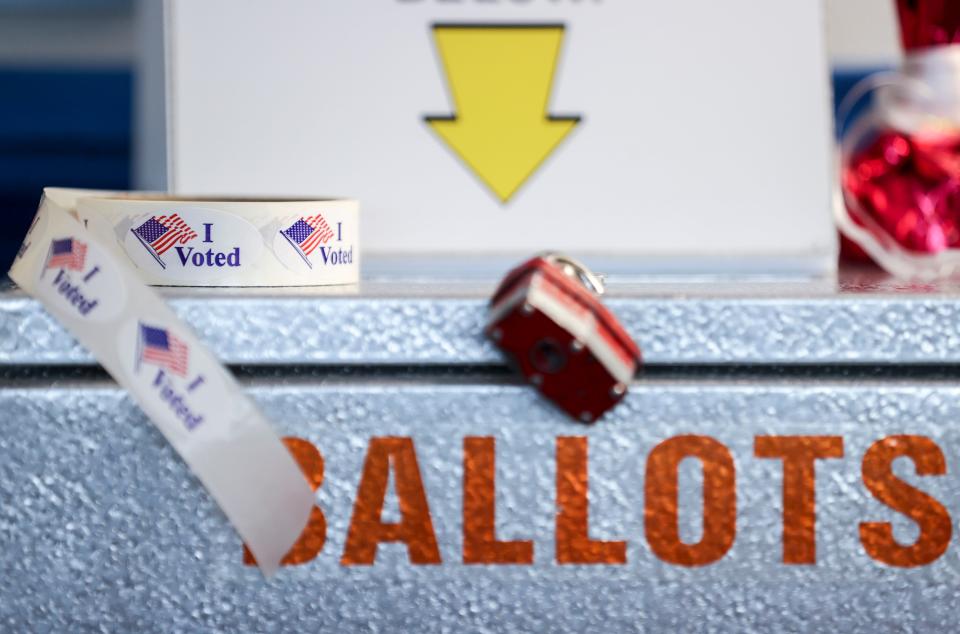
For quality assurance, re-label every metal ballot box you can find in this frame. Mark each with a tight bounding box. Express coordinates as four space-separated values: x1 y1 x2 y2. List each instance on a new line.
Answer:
2 267 959 632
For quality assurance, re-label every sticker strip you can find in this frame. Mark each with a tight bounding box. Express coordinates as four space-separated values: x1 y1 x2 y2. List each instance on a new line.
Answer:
7 188 359 575
75 190 359 287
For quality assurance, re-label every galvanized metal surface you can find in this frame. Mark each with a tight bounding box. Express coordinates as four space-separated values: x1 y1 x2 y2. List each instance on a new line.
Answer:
2 376 959 632
4 266 960 366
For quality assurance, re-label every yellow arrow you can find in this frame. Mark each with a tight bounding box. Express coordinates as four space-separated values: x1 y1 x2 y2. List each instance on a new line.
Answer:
426 24 581 203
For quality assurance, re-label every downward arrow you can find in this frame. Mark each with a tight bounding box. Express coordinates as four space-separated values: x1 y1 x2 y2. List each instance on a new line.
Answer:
426 24 581 203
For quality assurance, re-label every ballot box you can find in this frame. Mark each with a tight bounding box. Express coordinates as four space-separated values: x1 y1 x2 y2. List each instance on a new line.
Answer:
1 264 959 631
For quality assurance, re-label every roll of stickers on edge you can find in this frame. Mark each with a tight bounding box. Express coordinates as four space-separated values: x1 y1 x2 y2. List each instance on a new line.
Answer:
8 188 361 576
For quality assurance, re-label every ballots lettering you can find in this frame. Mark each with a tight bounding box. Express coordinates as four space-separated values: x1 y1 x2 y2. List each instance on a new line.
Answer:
247 434 955 571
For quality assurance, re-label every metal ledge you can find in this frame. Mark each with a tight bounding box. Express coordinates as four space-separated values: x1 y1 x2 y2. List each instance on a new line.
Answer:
3 266 960 366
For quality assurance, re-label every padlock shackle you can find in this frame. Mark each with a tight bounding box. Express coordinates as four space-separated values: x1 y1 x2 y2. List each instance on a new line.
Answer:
538 252 605 296
489 255 641 364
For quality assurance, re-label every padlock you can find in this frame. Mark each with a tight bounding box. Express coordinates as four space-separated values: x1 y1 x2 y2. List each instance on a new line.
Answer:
485 254 642 423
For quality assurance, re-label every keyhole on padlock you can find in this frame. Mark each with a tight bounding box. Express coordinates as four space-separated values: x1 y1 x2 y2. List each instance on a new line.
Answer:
530 338 567 374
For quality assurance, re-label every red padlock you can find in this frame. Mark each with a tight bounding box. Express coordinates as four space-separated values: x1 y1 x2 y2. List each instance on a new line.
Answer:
485 254 642 423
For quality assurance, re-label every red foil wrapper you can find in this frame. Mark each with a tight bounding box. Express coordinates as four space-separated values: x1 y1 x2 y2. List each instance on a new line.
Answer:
844 131 960 254
898 0 960 51
839 2 960 272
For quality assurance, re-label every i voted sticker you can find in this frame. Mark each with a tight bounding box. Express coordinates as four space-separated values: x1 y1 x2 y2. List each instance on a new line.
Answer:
117 318 247 450
121 207 264 282
34 235 126 323
272 210 355 273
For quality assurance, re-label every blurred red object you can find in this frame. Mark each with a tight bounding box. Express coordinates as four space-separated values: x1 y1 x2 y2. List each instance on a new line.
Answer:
838 1 960 272
843 131 960 255
839 232 876 264
897 0 960 50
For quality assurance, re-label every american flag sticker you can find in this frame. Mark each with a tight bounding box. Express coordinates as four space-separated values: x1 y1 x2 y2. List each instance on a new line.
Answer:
136 322 189 377
279 213 335 268
44 238 87 272
131 214 198 269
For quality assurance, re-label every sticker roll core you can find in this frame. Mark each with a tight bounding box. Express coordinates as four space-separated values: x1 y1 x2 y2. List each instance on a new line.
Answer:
8 188 360 576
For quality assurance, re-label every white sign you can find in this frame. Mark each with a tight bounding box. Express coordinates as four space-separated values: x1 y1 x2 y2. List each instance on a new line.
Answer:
160 0 836 274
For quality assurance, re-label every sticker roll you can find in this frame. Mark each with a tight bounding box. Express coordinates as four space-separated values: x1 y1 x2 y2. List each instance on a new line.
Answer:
76 192 359 286
8 188 360 576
